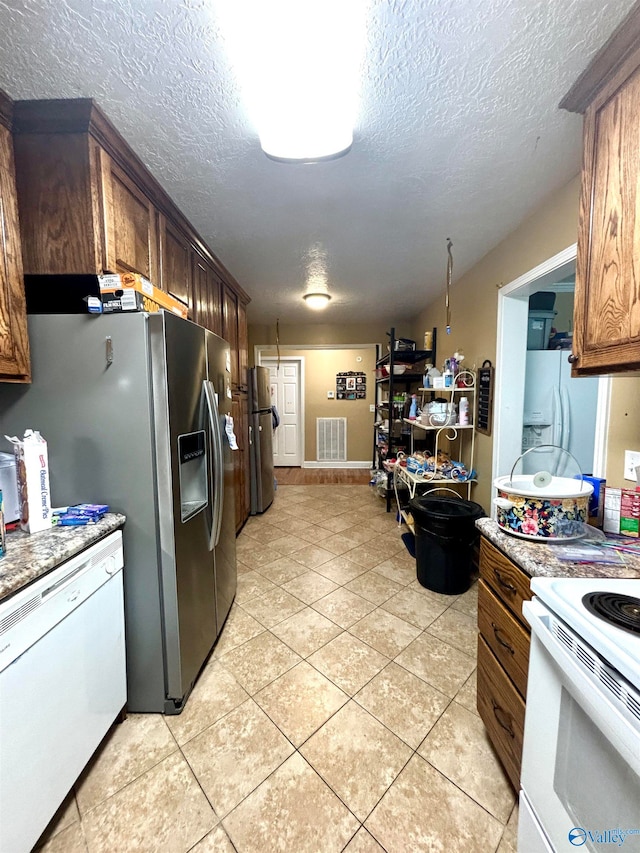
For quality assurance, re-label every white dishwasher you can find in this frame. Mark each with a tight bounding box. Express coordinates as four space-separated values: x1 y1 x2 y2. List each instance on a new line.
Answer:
0 530 126 853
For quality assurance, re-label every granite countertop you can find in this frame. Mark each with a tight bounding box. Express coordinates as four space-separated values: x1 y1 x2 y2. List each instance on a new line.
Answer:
476 517 640 580
0 513 126 603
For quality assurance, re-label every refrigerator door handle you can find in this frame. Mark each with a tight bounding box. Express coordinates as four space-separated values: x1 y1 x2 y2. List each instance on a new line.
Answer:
560 385 571 452
552 385 562 447
203 380 224 550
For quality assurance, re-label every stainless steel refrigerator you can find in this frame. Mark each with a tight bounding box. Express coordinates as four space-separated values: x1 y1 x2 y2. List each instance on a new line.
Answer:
0 312 236 713
249 366 275 514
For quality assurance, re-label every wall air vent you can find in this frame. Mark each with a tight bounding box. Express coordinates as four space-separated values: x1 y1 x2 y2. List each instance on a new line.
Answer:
317 418 347 462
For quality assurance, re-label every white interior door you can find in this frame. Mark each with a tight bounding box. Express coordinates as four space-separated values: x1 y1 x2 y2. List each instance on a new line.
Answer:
263 358 302 467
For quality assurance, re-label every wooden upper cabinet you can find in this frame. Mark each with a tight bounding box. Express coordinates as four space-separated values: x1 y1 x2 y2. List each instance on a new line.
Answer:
0 94 30 381
222 284 240 387
237 297 248 391
561 6 640 374
100 150 159 282
14 131 103 274
159 214 191 309
192 250 222 335
11 96 250 377
222 284 250 390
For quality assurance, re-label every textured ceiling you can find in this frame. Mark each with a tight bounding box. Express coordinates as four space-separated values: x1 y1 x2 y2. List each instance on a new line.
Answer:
0 0 636 325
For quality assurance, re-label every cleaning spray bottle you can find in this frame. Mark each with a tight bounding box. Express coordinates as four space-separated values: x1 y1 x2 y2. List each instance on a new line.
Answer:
409 394 418 420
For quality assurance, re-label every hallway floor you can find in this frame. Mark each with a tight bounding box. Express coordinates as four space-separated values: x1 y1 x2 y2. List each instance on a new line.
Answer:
37 484 518 853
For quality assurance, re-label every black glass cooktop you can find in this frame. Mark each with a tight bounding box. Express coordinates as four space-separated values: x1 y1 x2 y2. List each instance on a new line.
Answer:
582 592 640 636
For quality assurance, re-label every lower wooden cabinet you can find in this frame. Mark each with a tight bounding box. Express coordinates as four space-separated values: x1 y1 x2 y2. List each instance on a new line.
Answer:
478 580 530 697
477 537 532 790
477 636 525 791
231 392 250 533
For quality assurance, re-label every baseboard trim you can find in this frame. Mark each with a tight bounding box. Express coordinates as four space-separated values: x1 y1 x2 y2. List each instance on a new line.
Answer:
302 461 372 469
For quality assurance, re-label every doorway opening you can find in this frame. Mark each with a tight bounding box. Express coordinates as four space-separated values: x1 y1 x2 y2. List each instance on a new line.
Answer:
492 244 610 513
256 343 378 469
260 357 304 467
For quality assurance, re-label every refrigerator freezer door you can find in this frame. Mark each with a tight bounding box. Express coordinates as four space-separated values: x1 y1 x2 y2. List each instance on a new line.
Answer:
205 330 237 635
251 411 274 514
149 312 218 705
523 351 557 426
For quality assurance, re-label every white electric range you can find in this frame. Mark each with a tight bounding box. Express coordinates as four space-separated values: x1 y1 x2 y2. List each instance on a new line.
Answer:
519 576 640 852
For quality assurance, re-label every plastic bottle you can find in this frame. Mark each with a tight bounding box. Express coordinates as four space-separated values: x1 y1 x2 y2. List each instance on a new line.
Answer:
409 394 418 420
423 364 433 388
444 359 453 388
459 397 469 425
428 365 441 387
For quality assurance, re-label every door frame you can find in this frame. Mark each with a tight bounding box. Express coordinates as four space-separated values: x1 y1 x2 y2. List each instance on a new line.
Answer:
258 355 305 467
255 342 377 468
492 243 611 515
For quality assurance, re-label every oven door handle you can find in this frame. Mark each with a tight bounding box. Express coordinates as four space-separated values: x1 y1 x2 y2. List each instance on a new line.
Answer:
524 598 640 777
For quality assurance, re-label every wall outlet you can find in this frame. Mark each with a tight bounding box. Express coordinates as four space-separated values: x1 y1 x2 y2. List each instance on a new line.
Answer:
624 450 640 481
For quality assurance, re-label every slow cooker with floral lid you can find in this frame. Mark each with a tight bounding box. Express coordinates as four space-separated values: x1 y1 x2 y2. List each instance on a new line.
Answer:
493 446 593 541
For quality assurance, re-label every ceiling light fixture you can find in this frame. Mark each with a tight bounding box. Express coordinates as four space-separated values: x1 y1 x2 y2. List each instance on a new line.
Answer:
303 292 332 310
217 0 367 162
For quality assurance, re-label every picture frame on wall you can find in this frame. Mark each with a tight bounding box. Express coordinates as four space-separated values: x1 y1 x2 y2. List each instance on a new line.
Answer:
336 371 367 400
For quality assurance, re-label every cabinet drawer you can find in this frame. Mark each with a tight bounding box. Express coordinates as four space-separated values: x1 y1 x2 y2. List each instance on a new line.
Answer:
478 580 530 697
479 538 531 625
477 635 525 791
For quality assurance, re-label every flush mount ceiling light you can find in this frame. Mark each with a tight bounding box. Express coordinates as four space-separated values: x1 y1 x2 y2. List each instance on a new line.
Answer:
217 0 367 162
302 292 332 310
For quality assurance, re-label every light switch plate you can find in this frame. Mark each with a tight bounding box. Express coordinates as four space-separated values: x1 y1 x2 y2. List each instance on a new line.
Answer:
624 450 640 481
327 391 335 399
369 404 375 412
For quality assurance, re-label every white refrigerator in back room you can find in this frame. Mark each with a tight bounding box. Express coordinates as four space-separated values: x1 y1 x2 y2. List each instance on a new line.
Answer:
522 350 599 476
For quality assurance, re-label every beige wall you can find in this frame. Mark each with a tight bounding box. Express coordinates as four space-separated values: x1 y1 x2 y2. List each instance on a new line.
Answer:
411 174 640 509
257 346 378 462
410 175 581 511
248 321 397 358
605 379 640 488
250 176 640 494
551 291 574 336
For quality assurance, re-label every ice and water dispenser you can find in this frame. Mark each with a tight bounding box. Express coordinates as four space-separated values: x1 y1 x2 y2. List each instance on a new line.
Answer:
178 431 208 522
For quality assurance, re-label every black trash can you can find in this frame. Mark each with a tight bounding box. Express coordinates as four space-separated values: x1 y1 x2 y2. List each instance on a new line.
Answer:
409 495 485 595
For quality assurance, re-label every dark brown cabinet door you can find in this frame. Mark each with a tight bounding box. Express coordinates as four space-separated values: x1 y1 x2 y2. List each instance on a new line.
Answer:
231 392 250 532
159 215 191 310
0 120 30 381
573 64 640 373
222 284 239 387
101 151 159 283
191 250 222 334
237 297 248 392
560 11 640 375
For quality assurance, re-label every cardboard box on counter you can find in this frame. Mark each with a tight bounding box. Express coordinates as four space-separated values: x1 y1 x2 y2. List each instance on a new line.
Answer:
24 273 188 319
603 486 640 537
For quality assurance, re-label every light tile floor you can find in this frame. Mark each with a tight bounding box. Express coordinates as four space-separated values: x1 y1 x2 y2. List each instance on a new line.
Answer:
36 484 519 853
